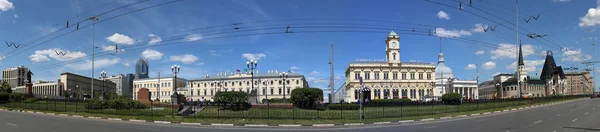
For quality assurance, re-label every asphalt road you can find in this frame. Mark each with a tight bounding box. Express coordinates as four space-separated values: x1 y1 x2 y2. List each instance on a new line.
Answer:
1 99 599 132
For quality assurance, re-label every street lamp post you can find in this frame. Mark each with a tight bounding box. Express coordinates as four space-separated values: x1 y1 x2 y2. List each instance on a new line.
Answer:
247 59 258 104
89 16 99 99
171 65 180 104
264 79 269 103
430 81 435 101
280 72 289 103
100 71 107 100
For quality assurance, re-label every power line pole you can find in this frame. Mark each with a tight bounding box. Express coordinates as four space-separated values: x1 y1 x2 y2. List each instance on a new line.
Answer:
158 72 160 101
330 43 335 103
516 0 522 98
90 16 99 99
593 43 596 95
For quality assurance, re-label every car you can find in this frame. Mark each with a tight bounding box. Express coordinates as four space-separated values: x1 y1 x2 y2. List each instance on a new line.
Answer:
592 95 595 99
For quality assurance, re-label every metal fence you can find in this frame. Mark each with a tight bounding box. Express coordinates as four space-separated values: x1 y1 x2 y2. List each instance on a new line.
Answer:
0 95 590 120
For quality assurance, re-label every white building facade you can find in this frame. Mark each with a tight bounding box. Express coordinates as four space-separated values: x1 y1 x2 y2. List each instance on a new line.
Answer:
12 81 63 98
343 31 436 102
187 71 309 103
2 66 29 88
434 50 478 99
133 77 187 103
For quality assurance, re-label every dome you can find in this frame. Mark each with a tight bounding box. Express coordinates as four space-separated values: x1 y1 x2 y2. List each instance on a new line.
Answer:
435 63 455 79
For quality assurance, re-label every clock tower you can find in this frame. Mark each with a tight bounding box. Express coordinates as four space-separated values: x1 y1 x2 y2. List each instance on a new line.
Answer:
386 31 400 64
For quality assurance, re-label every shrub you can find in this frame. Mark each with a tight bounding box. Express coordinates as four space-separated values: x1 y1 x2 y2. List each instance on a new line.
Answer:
290 88 323 108
328 103 359 110
24 98 37 103
85 98 146 110
214 91 248 104
370 98 412 105
9 93 25 101
266 98 287 103
0 92 9 101
442 93 462 105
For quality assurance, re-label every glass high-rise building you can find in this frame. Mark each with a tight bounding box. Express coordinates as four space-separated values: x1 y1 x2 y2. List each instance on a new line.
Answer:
135 58 149 79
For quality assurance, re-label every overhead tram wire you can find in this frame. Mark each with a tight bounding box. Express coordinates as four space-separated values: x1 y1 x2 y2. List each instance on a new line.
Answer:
0 0 150 58
1 0 181 61
14 0 120 44
32 28 521 71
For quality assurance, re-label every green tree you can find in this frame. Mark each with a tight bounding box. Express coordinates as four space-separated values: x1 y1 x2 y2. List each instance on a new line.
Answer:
441 93 462 105
290 88 323 108
0 81 11 93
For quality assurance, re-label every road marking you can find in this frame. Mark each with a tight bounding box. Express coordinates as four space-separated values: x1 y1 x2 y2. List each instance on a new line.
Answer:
423 126 439 129
475 119 485 122
556 114 561 116
570 109 573 112
534 120 542 124
594 108 596 110
6 123 18 127
572 118 578 122
586 112 589 115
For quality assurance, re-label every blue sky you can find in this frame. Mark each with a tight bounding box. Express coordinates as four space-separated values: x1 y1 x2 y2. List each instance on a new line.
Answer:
1 0 600 94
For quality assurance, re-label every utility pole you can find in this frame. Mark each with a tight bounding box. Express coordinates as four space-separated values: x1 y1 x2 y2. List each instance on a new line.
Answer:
593 43 596 95
476 64 479 99
516 0 522 98
329 43 335 103
89 16 99 99
158 72 160 101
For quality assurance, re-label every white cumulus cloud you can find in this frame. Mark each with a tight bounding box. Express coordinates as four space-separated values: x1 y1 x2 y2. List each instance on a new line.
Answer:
437 11 450 20
561 47 592 62
29 48 86 62
0 0 14 11
102 45 125 52
141 49 163 60
465 64 477 70
148 34 162 44
66 58 120 71
506 60 545 72
13 14 17 18
184 34 202 41
553 0 572 2
475 50 485 55
491 44 535 60
434 23 489 38
579 1 600 28
309 71 320 76
242 53 266 60
482 61 496 70
106 33 134 45
170 54 199 64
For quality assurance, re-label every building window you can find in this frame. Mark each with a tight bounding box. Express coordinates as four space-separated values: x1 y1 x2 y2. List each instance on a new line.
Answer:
263 88 266 95
271 88 274 95
384 73 389 80
278 88 282 95
296 80 299 85
392 73 398 80
418 73 423 80
355 72 360 80
427 73 431 80
393 53 397 60
211 90 214 95
204 83 207 87
365 72 370 80
239 82 242 86
247 81 249 86
401 73 406 80
410 73 415 80
204 89 207 95
279 80 282 85
374 72 380 80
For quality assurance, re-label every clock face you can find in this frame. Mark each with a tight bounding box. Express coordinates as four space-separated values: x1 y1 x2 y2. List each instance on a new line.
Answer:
391 42 397 48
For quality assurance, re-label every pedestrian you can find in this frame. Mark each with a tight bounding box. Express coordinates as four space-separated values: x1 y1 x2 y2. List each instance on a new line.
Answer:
357 99 361 104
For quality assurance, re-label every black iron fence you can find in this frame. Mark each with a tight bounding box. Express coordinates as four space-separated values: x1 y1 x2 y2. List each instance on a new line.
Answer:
0 95 590 120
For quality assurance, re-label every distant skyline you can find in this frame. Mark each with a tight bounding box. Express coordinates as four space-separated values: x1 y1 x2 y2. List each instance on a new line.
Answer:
0 0 599 94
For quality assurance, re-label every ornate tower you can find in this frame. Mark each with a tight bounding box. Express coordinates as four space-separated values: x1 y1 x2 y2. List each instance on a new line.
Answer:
386 31 400 64
517 44 527 81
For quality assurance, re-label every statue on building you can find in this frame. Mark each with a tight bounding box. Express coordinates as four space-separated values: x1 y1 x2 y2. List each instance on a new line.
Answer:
27 70 33 84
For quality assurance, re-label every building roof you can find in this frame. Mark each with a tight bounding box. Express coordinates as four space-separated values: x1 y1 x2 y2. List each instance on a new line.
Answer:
435 51 454 79
133 76 187 82
518 44 524 65
540 51 566 79
189 72 306 81
389 30 398 36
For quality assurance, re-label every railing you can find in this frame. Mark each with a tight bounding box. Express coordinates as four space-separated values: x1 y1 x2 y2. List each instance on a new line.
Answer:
0 95 590 120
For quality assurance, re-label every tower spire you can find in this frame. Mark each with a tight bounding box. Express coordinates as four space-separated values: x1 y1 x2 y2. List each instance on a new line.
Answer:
438 37 444 64
518 42 524 66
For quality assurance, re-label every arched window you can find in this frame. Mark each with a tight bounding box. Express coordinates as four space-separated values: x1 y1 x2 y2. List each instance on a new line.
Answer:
296 80 299 84
393 53 397 60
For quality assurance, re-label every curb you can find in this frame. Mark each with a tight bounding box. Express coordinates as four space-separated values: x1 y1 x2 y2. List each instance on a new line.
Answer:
0 98 584 128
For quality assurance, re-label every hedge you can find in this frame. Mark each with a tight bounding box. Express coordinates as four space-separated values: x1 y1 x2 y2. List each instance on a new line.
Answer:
85 98 146 110
328 103 360 110
24 98 37 103
214 91 248 103
9 93 25 101
370 98 412 104
442 93 462 105
0 92 8 101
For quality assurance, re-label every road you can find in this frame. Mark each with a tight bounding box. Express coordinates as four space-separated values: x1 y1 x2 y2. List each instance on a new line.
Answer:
1 98 599 132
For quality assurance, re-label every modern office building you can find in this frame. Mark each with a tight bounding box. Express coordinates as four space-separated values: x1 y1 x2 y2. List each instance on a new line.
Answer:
105 74 135 97
133 77 187 102
341 31 436 102
565 71 593 95
135 58 149 79
2 66 29 88
187 70 309 103
60 72 116 98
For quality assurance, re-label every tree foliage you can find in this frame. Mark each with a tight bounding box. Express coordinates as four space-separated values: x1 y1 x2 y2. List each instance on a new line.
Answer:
0 92 9 101
214 91 248 103
0 81 11 93
442 93 462 105
85 98 146 110
290 88 323 108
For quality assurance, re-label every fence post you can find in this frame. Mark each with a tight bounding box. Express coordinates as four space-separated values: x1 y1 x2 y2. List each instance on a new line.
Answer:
416 101 419 116
292 103 295 120
467 100 470 111
46 98 48 111
217 102 220 118
340 103 343 120
101 99 103 114
171 101 174 118
444 101 447 113
267 102 270 119
431 101 434 115
64 99 67 112
400 102 403 117
382 104 385 118
151 101 154 117
75 100 78 113
476 99 479 110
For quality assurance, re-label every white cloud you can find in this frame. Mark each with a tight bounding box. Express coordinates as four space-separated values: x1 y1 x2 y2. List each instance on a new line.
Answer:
209 50 220 56
0 0 14 11
29 48 86 62
465 64 477 70
66 58 120 71
561 47 592 62
579 7 600 27
437 11 450 20
434 23 489 38
196 62 204 66
335 76 343 80
122 61 130 67
290 66 299 70
148 34 162 44
309 71 320 76
242 53 266 60
184 34 202 41
482 61 496 70
13 14 17 18
475 50 485 55
102 45 125 52
553 0 572 2
506 60 545 72
0 55 5 63
106 33 134 45
491 44 535 60
169 54 199 64
141 49 163 60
